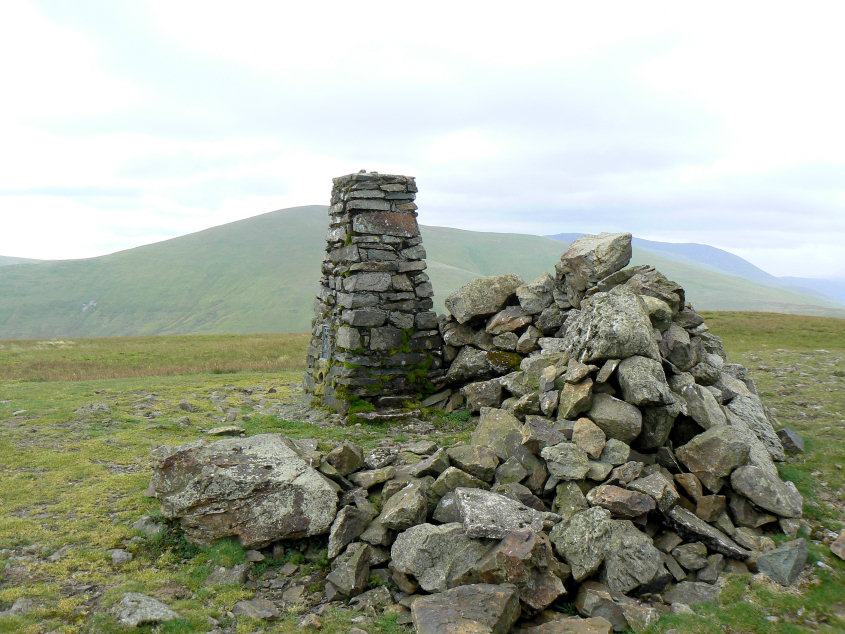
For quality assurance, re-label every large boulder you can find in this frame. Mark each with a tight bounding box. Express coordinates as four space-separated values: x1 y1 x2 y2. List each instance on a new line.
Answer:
559 289 659 364
149 434 339 548
445 274 524 324
555 232 633 305
411 583 521 634
390 523 492 592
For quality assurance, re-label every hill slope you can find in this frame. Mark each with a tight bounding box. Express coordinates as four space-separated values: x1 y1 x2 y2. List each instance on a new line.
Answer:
1 207 843 339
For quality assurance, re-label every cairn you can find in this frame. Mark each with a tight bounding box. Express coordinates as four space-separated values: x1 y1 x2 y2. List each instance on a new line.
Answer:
151 232 808 633
303 172 443 414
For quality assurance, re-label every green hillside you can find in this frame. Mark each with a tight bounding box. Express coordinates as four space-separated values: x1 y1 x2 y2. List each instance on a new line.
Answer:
1 206 843 340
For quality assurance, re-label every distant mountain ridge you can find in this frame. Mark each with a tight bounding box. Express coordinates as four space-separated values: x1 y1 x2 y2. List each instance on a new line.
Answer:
547 233 845 305
0 207 843 340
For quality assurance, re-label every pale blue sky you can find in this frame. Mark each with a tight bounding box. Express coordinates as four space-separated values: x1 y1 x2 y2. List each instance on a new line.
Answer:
2 0 844 277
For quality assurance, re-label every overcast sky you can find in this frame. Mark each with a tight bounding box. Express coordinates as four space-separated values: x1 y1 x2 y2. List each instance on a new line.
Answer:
2 0 844 277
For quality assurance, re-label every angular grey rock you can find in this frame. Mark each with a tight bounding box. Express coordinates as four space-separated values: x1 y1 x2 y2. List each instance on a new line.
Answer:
678 383 727 429
445 274 524 324
574 581 628 631
446 346 496 384
541 442 591 480
149 434 339 548
205 562 250 586
325 440 365 476
776 427 804 453
671 543 708 571
390 523 492 592
411 583 521 634
432 491 462 524
640 294 673 331
558 379 594 419
113 593 179 628
442 320 475 347
348 466 395 489
627 472 680 513
109 549 133 566
675 427 750 492
326 542 370 597
586 460 614 481
725 395 785 461
636 402 680 450
616 356 673 406
517 273 555 314
552 481 590 521
586 485 656 519
460 529 567 614
549 507 613 581
454 487 560 539
432 466 490 497
730 465 803 518
462 378 504 413
660 324 698 371
447 444 500 482
472 407 522 456
587 393 643 444
536 304 566 334
232 598 280 620
487 306 533 335
328 505 375 559
662 581 718 605
379 480 429 530
599 438 631 466
723 406 780 481
662 506 751 559
572 417 606 459
559 288 659 364
556 232 633 304
595 359 621 384
521 417 566 455
131 515 166 539
601 520 662 593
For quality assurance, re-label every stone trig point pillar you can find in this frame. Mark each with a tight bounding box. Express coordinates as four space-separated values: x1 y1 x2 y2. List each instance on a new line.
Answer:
304 171 443 414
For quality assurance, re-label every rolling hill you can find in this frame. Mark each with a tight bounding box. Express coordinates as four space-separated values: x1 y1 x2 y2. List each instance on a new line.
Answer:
1 206 843 340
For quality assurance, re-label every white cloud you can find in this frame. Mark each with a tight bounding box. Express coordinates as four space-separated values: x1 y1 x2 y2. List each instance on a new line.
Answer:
1 0 843 280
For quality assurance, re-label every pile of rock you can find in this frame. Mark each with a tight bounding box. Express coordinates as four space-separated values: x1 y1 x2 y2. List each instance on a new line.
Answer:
148 232 809 632
303 171 442 413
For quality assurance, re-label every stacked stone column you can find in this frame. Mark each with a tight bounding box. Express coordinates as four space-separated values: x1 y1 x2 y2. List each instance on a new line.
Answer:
304 172 443 413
